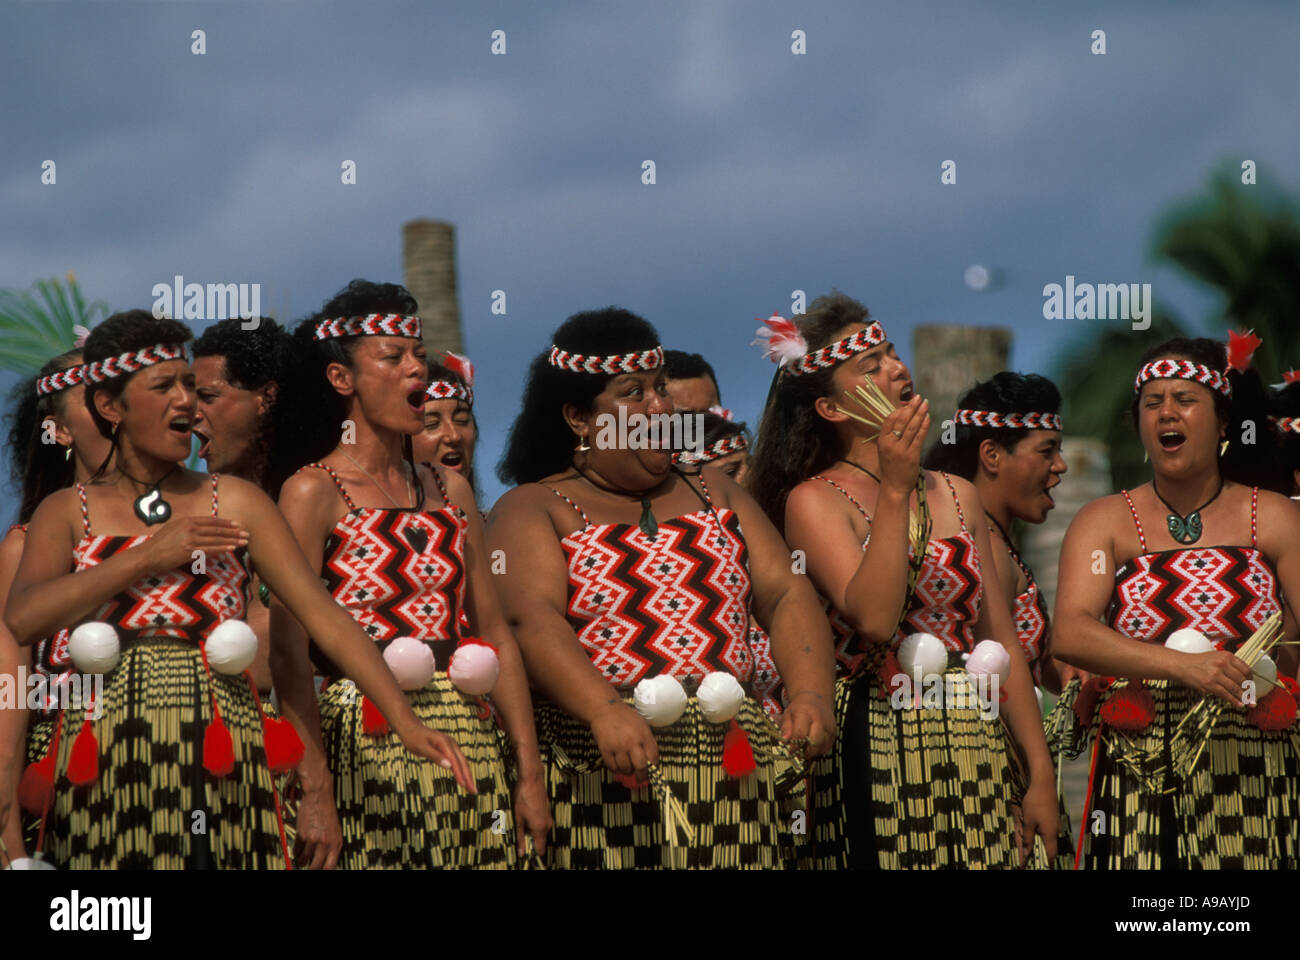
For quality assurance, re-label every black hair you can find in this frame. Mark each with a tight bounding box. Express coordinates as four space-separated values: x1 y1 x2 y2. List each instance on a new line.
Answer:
424 357 480 498
1130 337 1280 489
82 310 193 479
923 372 1062 479
5 349 83 524
497 307 662 485
1272 382 1300 495
285 279 422 473
663 350 719 392
192 316 301 498
748 291 872 530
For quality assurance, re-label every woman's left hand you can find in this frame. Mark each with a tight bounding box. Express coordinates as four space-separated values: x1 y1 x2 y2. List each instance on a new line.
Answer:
512 776 553 857
782 691 837 758
1018 779 1060 866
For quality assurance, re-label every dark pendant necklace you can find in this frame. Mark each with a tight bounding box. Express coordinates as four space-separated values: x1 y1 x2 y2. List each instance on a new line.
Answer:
121 465 178 525
1151 478 1223 545
838 458 882 484
573 462 662 540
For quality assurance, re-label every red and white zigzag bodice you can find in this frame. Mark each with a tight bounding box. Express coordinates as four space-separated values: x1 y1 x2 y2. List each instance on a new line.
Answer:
71 476 250 643
303 463 467 669
547 476 755 689
1107 487 1280 649
812 471 984 670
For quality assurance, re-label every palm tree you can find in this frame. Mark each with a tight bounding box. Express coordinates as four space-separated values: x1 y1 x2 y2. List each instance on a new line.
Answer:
1054 165 1300 491
0 273 109 375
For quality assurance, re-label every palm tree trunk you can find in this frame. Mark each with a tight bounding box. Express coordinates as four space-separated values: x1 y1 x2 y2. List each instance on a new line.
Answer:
911 325 1011 443
402 219 463 358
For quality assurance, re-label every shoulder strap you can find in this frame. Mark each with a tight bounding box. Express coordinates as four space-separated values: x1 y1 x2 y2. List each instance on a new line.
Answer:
542 485 590 529
300 462 358 512
209 474 220 517
1119 489 1147 553
810 475 872 525
940 471 967 533
1251 486 1259 549
75 482 91 535
426 463 454 511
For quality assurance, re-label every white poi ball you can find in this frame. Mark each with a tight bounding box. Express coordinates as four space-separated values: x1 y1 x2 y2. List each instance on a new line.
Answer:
1165 628 1214 655
383 637 436 691
898 632 948 681
449 643 500 696
633 675 688 727
205 619 258 675
697 671 746 724
1252 654 1278 697
3 856 55 871
67 621 120 674
962 639 1011 686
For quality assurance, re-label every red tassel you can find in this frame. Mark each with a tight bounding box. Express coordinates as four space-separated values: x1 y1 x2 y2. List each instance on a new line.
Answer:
18 753 56 815
361 696 389 736
262 716 305 775
1099 682 1155 732
614 772 647 790
1226 329 1263 372
1246 684 1298 731
66 721 100 786
722 718 756 778
203 718 236 777
1073 676 1111 727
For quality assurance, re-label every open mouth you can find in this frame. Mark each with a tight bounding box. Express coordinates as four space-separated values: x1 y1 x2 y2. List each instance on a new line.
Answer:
899 383 915 403
168 416 193 438
1158 430 1186 452
407 387 427 410
1043 480 1058 507
439 451 464 470
192 427 211 459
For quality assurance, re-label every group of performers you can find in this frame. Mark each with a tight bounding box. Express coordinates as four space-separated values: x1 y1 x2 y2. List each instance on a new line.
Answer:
0 282 1297 870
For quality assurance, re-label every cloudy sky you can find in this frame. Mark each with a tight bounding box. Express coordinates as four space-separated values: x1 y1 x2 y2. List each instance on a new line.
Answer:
2 0 1296 506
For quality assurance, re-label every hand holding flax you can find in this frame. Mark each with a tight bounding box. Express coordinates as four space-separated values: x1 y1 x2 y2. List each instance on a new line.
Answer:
1177 649 1251 706
876 397 930 494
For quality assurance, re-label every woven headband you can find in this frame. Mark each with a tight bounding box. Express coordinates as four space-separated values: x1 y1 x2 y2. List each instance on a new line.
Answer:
673 433 749 466
1270 416 1300 434
84 344 189 384
313 314 422 341
954 409 1062 431
786 322 887 377
426 380 473 405
547 345 664 375
37 365 86 397
1133 359 1231 398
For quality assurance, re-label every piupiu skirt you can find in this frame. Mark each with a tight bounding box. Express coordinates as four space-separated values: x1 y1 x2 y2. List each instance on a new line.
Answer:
1080 679 1300 869
802 667 1022 869
40 637 289 869
536 694 801 869
318 673 514 869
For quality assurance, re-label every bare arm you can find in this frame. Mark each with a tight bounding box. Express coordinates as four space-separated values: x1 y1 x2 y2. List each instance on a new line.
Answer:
0 530 31 855
706 468 835 754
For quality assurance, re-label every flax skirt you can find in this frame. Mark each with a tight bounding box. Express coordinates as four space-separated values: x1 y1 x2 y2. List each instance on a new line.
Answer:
38 638 288 869
535 695 800 869
1080 680 1300 869
318 673 514 869
800 668 1023 869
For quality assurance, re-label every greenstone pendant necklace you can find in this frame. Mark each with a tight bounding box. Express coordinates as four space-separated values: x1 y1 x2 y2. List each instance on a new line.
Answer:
1151 477 1223 545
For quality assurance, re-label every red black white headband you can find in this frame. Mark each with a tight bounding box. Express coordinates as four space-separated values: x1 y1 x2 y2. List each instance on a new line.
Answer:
753 312 887 377
84 344 189 384
314 314 422 341
672 433 749 466
427 351 474 405
548 345 664 375
37 365 86 397
954 409 1062 431
1270 416 1300 434
1133 360 1231 398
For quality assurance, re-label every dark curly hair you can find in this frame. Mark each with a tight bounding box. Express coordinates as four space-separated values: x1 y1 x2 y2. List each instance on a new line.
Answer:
1131 337 1280 490
1275 382 1300 495
923 372 1062 478
663 350 719 392
286 279 422 472
497 308 662 485
423 356 480 497
82 310 193 479
5 349 83 524
748 291 873 530
192 316 301 498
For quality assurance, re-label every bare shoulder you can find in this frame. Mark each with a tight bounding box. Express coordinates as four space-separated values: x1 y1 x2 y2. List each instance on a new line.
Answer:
1255 488 1300 542
422 463 476 515
0 525 26 566
276 464 338 506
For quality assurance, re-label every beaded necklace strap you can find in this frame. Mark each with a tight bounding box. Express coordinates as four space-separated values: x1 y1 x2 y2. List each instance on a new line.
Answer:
544 486 592 529
547 345 663 375
300 462 359 512
954 409 1062 430
939 472 967 533
810 475 872 525
84 344 188 383
1133 359 1230 398
37 365 85 396
1121 489 1148 554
